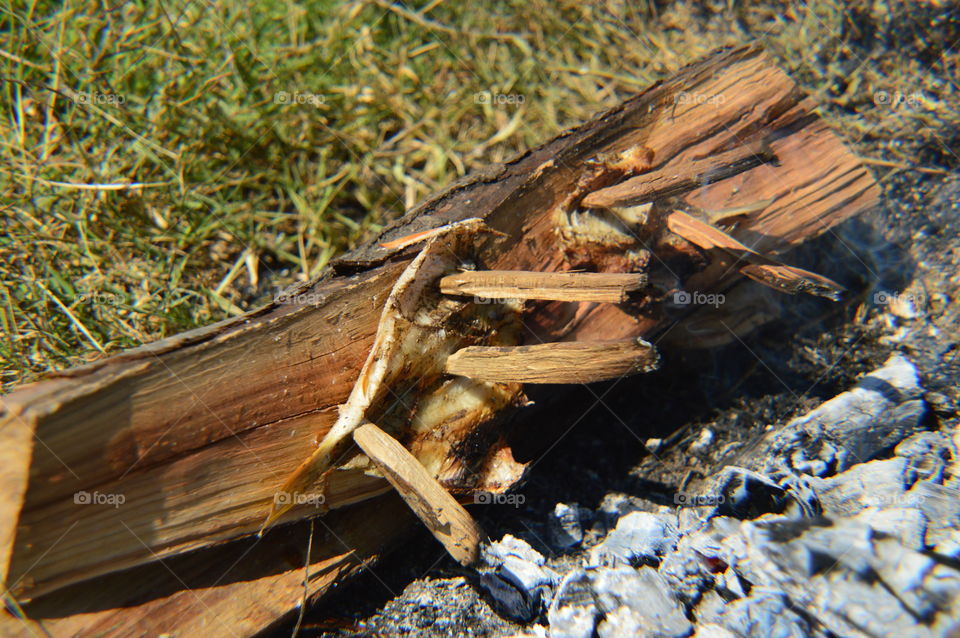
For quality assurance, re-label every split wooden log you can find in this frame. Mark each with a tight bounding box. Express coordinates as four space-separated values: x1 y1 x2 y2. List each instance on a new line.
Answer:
0 44 879 637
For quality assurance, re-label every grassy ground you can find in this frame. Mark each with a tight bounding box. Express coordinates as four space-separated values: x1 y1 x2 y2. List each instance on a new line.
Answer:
1 0 957 392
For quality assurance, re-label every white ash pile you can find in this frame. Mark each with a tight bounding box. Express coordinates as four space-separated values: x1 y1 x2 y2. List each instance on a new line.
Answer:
477 354 960 638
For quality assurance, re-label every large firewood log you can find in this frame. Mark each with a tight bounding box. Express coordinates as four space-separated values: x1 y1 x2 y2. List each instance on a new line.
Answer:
0 44 879 637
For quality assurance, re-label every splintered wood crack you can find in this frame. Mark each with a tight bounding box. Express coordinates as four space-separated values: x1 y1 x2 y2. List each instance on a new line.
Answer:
261 219 526 538
582 141 776 209
262 141 850 565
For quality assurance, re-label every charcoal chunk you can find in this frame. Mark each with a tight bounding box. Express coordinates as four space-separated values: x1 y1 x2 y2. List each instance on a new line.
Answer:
712 467 790 519
597 493 649 529
710 516 960 637
896 430 954 483
548 570 597 638
851 506 926 550
548 605 597 638
907 481 960 547
479 535 558 622
805 457 910 517
714 589 812 638
477 571 539 623
753 353 924 478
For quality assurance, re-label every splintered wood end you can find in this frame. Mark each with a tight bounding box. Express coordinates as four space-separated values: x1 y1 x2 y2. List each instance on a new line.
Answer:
445 339 659 384
739 263 844 300
352 422 484 566
439 270 646 304
666 210 844 300
378 218 486 251
665 209 752 252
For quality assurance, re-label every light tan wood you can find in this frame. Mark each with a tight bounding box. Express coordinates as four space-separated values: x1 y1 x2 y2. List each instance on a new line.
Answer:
353 422 483 566
439 270 646 303
445 339 659 384
0 495 415 638
2 264 406 601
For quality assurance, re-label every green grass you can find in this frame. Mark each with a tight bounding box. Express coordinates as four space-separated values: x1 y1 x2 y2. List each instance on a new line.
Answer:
1 0 957 392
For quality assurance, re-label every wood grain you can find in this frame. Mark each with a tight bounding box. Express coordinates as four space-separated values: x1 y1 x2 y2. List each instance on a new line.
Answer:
445 339 659 384
353 422 483 566
581 141 776 209
439 270 646 303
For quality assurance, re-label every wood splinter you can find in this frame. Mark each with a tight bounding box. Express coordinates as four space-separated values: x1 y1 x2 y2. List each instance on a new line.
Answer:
445 338 659 384
439 270 647 303
665 210 844 299
582 141 776 209
352 422 483 566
